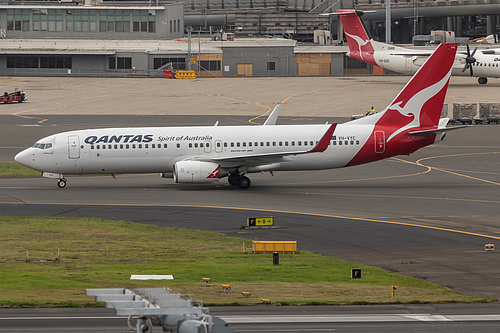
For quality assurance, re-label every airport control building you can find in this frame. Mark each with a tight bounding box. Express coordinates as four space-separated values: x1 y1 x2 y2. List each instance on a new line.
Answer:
0 0 498 77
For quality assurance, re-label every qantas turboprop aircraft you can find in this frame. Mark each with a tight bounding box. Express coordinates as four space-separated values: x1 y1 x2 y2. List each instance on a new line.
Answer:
335 9 500 85
15 43 462 189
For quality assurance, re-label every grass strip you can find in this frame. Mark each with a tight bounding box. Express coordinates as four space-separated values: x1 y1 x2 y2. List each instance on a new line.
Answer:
0 163 40 177
0 216 490 307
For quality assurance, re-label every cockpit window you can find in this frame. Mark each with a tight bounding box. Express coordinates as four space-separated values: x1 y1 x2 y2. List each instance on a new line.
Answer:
32 142 53 150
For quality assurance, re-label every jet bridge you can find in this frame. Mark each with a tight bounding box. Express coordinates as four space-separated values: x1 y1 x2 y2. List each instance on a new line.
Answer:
86 287 234 333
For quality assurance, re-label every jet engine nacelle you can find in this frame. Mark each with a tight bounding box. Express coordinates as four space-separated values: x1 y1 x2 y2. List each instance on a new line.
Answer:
173 161 228 184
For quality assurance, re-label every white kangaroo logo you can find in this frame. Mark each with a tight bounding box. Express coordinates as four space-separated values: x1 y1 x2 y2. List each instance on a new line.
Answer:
344 31 370 61
386 67 452 142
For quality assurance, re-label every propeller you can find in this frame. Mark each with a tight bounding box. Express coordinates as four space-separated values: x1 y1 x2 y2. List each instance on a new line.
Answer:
461 44 477 76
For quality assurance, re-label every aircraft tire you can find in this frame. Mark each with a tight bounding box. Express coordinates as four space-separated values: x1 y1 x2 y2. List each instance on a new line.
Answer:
238 176 251 189
57 179 67 188
228 173 240 186
478 77 488 84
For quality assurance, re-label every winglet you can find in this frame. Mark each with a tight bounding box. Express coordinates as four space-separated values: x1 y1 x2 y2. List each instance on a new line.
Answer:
310 123 337 153
263 105 281 126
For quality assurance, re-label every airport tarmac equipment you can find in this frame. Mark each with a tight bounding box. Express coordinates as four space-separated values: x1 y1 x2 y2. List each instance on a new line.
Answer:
175 70 196 79
87 288 234 333
0 88 27 103
479 103 500 124
453 103 477 124
163 70 174 79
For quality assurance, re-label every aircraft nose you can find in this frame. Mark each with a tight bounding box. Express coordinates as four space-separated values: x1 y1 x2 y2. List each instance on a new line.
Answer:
14 149 31 168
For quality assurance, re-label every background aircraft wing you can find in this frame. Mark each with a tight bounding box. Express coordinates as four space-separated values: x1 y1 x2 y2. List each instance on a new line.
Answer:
392 52 432 56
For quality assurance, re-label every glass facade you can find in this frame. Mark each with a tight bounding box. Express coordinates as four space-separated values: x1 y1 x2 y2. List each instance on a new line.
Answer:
109 57 132 69
7 8 156 34
100 9 131 32
7 9 30 31
132 9 155 32
153 57 186 70
32 9 64 32
7 55 72 68
67 9 97 32
199 60 221 71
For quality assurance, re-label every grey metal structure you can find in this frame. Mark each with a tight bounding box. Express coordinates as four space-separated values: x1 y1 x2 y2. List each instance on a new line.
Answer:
222 41 296 76
0 1 184 40
86 288 235 333
0 0 498 77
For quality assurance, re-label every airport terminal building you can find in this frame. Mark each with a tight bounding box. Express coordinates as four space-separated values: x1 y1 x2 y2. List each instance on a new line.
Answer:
0 0 498 77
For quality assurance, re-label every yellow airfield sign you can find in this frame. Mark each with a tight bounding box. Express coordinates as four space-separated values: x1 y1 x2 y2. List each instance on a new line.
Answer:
247 217 274 227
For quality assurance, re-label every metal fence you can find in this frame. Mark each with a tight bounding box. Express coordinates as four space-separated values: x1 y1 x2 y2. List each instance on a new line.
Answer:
0 68 165 78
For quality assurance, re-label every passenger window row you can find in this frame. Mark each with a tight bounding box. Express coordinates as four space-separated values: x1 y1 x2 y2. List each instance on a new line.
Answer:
89 139 360 150
331 140 360 146
476 63 499 67
221 140 316 148
91 143 170 150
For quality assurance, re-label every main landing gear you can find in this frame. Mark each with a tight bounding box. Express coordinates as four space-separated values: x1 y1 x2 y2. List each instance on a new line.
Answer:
478 77 488 85
228 173 251 189
57 178 67 188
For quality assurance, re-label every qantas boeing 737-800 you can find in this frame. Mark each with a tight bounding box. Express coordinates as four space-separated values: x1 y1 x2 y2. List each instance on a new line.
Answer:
334 9 500 85
15 43 462 189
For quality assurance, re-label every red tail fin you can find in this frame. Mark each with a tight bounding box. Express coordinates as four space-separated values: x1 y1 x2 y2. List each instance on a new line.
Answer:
381 43 457 141
346 43 458 167
337 10 376 66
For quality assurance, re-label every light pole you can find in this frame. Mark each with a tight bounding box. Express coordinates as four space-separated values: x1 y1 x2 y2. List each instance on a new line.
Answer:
385 0 391 43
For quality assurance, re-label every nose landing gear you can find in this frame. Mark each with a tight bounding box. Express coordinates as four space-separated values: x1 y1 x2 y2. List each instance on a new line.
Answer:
42 172 67 188
57 178 67 188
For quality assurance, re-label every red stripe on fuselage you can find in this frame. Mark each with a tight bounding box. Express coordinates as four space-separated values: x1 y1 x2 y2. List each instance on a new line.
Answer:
346 130 436 167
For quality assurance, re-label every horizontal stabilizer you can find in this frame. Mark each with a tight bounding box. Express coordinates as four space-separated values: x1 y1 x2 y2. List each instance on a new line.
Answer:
321 10 376 16
409 125 470 136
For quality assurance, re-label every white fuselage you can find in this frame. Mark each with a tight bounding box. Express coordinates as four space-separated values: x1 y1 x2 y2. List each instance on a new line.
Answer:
17 122 378 176
370 41 500 78
15 42 459 188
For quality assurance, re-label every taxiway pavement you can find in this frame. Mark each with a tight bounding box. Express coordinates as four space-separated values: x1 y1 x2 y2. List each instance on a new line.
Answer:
0 76 499 332
1 114 499 299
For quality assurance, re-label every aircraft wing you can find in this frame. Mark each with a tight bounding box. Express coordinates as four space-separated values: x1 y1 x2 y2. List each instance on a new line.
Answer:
392 52 432 56
208 123 337 167
263 105 281 125
480 48 500 55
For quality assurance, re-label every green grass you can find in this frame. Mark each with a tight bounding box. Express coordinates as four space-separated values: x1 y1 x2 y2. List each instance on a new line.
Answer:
0 216 491 307
0 163 40 177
